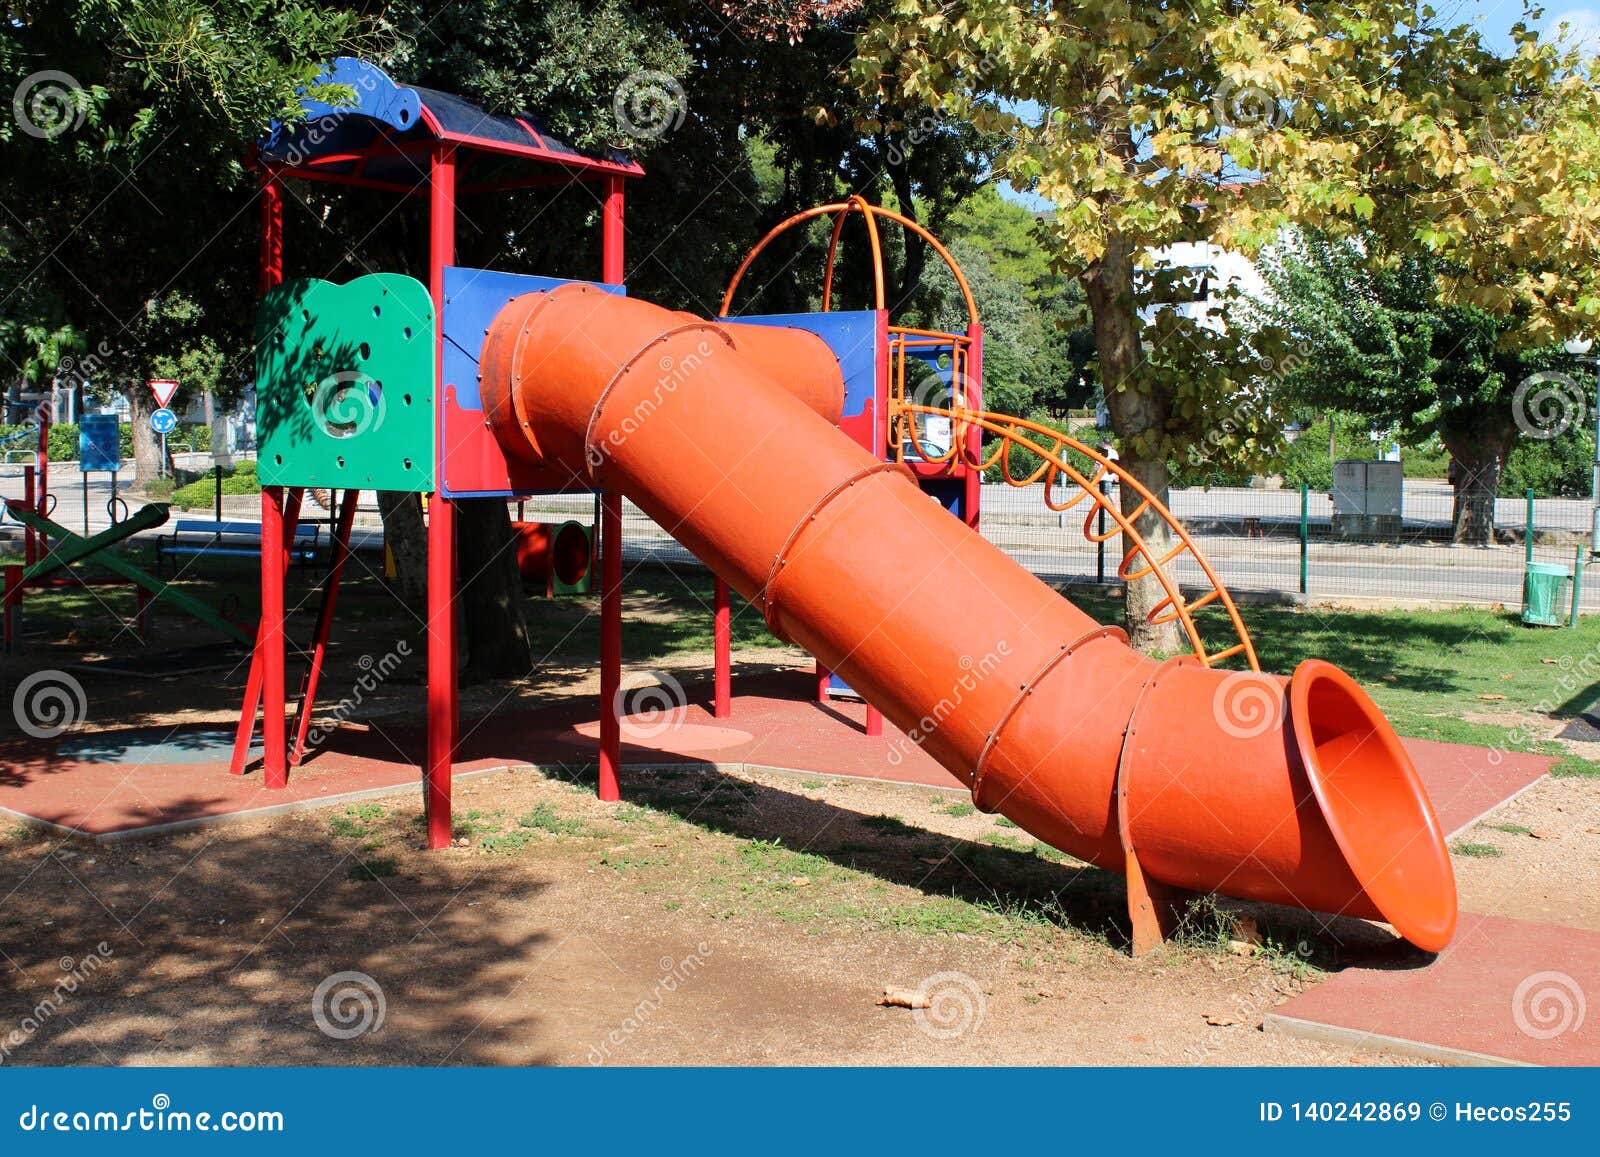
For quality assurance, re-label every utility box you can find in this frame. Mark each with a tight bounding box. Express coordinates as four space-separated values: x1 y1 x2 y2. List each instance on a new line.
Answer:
1331 459 1403 540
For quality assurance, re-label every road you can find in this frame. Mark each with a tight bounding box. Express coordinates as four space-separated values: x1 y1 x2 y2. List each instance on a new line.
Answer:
3 460 1588 610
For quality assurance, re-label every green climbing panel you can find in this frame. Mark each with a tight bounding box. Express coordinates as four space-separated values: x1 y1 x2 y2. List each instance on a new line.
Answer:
256 273 436 492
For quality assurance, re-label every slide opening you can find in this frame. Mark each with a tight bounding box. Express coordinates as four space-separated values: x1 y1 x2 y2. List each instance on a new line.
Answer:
552 521 592 587
1290 660 1457 952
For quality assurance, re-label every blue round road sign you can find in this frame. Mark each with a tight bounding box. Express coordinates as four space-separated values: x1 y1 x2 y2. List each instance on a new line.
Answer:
150 407 177 434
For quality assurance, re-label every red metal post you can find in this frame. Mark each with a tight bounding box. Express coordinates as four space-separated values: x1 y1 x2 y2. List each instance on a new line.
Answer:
424 144 459 849
259 169 284 294
815 660 831 703
865 704 883 737
229 488 304 775
599 490 623 801
602 175 625 284
713 576 731 718
963 322 984 529
260 486 288 788
289 489 358 765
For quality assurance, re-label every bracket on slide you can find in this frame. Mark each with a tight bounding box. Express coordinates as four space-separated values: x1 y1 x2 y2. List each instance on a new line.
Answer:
1114 656 1203 955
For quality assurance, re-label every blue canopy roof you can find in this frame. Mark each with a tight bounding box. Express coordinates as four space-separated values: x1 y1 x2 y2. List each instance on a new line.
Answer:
258 58 643 190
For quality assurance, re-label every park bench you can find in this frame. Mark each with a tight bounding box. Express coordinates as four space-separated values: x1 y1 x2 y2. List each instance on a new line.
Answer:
155 519 321 577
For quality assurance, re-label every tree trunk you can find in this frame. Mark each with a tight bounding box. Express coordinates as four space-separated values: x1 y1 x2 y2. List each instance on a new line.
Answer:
1440 425 1512 546
378 490 427 609
1082 235 1183 655
455 496 532 683
125 388 165 489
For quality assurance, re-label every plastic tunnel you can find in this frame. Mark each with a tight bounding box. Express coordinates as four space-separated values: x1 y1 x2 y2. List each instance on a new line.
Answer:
478 284 1458 953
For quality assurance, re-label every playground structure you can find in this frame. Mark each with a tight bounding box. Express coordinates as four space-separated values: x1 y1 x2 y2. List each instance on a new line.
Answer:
237 59 1457 955
0 405 209 651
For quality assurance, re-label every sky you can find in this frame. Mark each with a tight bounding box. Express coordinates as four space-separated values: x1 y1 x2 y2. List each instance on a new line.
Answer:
1455 0 1600 51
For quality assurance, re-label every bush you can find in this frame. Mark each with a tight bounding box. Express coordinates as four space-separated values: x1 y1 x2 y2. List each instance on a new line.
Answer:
170 457 261 509
0 420 210 463
1503 427 1595 497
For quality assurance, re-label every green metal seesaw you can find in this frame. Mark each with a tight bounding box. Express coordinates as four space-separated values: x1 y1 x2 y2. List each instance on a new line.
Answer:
2 499 251 645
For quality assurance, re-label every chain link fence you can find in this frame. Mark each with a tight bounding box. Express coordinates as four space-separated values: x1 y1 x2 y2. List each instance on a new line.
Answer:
517 477 1597 613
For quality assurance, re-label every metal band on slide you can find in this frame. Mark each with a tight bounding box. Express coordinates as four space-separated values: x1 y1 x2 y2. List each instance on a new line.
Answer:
582 321 738 481
759 460 915 636
970 624 1129 812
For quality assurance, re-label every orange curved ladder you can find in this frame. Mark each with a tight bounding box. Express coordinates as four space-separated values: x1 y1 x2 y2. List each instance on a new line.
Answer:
892 402 1260 672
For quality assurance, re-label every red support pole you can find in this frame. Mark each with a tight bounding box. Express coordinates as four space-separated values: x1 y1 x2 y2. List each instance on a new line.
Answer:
713 576 731 719
815 659 831 703
424 144 458 850
260 486 288 789
289 490 358 765
229 488 304 776
602 175 625 284
259 168 284 294
866 704 883 737
425 492 456 847
598 490 623 801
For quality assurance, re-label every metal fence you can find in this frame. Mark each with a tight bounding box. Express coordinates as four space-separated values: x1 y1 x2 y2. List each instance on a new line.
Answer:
5 458 1590 612
517 478 1598 613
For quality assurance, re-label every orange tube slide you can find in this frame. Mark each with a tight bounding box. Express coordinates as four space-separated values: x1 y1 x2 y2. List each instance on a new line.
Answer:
479 284 1457 952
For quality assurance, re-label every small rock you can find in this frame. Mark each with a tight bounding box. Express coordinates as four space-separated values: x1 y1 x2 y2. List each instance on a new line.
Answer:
1529 829 1560 841
1203 1012 1239 1027
788 875 812 888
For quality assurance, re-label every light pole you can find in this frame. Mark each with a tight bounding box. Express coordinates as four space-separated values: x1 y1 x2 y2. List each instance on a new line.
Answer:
1563 336 1600 556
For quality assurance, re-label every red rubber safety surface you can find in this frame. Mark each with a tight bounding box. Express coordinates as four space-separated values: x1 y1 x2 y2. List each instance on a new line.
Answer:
0 672 1552 841
1267 912 1599 1065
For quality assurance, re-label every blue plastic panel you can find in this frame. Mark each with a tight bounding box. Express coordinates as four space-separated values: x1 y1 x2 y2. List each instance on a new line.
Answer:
443 267 624 412
721 310 880 421
440 266 624 498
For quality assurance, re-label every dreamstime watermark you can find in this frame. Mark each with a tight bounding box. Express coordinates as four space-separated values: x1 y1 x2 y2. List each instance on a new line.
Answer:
1212 671 1283 740
612 70 686 140
1511 971 1586 1040
586 943 712 1064
302 642 411 752
586 339 715 472
1212 78 1287 131
1513 371 1585 440
275 67 384 168
12 71 88 140
310 371 385 439
311 971 386 1040
0 942 114 1064
912 971 986 1040
886 643 1012 766
613 671 688 740
11 670 88 739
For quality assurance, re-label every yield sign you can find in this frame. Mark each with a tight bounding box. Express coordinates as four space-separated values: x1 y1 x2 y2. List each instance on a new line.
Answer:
148 378 179 408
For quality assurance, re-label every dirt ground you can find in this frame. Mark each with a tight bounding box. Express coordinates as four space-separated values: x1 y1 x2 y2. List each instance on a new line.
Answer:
2 578 1595 1067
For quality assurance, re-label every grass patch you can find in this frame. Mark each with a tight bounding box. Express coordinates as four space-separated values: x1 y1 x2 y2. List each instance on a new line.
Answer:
1551 756 1600 778
1483 821 1532 835
329 804 386 839
1450 842 1504 858
799 779 827 790
994 816 1019 828
517 803 589 836
347 856 398 881
939 801 976 817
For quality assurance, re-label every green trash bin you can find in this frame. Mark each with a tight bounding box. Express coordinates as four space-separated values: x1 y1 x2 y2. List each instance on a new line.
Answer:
1523 561 1573 626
